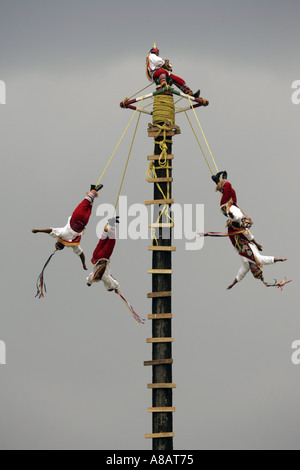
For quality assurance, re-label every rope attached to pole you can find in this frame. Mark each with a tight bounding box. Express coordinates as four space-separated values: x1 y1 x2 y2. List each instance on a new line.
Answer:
187 95 219 173
96 96 145 186
114 113 141 215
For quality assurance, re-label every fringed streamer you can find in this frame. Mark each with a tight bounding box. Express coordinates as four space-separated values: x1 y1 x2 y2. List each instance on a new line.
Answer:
198 231 245 238
264 278 292 291
35 250 57 299
115 289 145 325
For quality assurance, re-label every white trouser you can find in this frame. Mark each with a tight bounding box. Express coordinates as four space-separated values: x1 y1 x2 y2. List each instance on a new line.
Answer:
86 259 120 291
236 243 275 282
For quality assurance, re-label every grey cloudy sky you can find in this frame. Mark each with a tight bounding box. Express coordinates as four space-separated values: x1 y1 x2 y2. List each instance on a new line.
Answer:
0 0 299 450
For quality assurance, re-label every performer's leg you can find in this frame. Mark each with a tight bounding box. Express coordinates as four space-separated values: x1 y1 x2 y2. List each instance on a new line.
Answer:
169 74 186 87
251 244 275 266
70 187 101 232
70 198 94 233
91 237 116 265
236 257 251 282
153 69 168 87
169 73 198 96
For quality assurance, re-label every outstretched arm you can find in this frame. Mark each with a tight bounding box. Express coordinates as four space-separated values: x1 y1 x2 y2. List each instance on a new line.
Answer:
32 228 52 234
79 252 88 271
252 239 263 251
227 278 238 290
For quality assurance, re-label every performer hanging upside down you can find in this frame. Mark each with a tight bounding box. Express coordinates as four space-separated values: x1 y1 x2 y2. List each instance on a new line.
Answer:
146 43 200 98
32 184 103 270
86 217 120 291
86 217 145 325
226 221 287 290
212 170 252 229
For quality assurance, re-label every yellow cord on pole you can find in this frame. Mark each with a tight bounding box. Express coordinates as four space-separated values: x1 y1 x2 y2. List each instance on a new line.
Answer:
187 95 219 174
114 113 141 215
96 96 145 186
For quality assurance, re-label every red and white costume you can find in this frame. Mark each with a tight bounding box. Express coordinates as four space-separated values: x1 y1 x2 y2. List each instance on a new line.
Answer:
86 228 120 291
218 180 245 226
147 52 190 91
50 191 97 256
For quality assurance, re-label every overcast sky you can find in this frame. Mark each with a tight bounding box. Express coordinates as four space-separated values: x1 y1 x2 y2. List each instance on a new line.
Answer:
0 0 299 450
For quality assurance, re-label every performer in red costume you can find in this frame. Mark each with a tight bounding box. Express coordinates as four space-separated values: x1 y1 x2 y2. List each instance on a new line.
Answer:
212 171 252 228
86 217 120 290
32 184 103 270
146 43 200 98
226 220 287 290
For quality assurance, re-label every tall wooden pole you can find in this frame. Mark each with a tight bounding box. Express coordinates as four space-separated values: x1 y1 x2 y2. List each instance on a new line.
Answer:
145 92 178 450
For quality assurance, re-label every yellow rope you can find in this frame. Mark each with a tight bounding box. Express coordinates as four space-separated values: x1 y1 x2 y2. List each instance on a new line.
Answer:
153 94 175 126
184 111 214 175
187 95 219 174
114 113 141 214
124 83 153 103
96 96 145 186
147 118 175 244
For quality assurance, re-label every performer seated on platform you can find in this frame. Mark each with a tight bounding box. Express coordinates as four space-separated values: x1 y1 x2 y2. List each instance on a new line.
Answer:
86 217 120 291
146 43 200 98
32 184 103 270
212 171 252 229
226 220 287 290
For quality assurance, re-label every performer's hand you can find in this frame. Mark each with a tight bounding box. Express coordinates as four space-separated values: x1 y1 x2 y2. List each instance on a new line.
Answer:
227 279 238 290
32 229 39 234
256 243 263 251
83 265 88 271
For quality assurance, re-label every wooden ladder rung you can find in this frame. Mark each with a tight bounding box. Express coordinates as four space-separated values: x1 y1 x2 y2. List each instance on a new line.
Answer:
144 359 173 367
148 407 175 413
147 291 172 298
145 199 174 206
149 223 174 228
148 313 173 320
147 177 173 183
146 338 174 344
145 432 175 439
148 246 176 252
148 269 173 275
147 383 177 389
147 154 174 161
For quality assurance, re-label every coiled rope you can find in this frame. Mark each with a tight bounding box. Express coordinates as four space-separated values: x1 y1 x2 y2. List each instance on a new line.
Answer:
153 94 175 126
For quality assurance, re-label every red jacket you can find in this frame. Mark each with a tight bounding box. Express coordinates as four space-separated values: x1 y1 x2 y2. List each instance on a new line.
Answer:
220 181 237 206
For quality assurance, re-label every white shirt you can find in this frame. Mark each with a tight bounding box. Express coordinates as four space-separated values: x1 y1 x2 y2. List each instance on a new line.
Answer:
50 217 83 256
86 259 120 291
148 53 165 74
